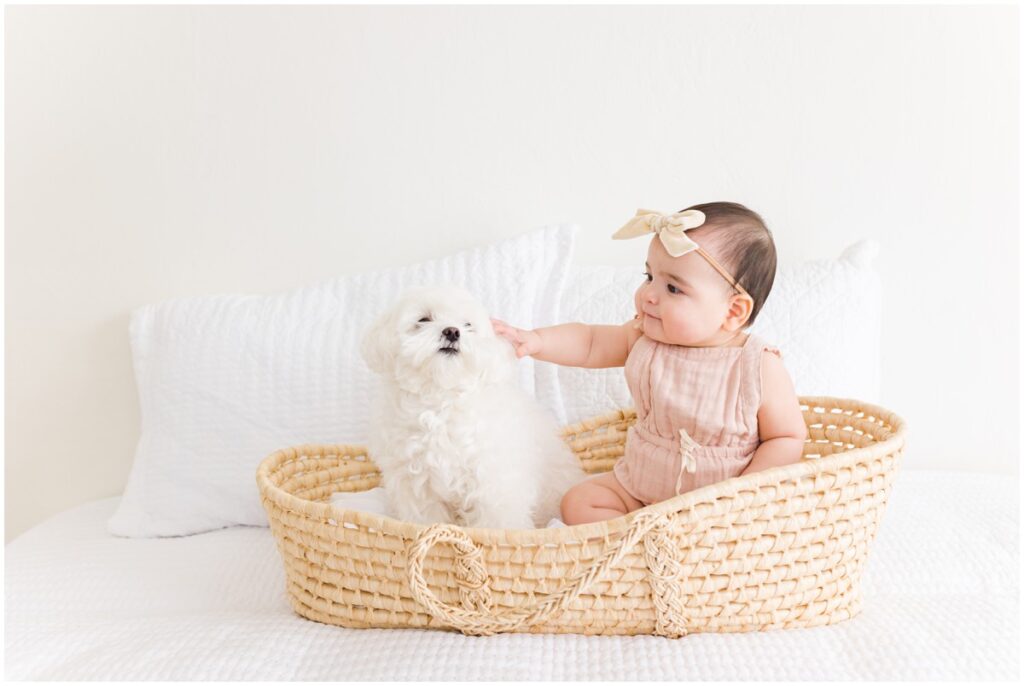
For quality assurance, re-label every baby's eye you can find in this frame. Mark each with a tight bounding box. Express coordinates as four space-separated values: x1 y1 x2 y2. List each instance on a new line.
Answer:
667 283 682 295
642 271 653 282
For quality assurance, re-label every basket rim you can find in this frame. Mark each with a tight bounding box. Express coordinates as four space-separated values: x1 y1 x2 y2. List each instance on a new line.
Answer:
256 395 906 546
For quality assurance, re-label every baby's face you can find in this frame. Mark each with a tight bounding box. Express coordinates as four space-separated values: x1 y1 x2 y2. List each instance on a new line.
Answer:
634 235 739 346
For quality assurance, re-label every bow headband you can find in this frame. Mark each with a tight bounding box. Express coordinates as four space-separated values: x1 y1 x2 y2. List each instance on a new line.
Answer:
611 208 750 298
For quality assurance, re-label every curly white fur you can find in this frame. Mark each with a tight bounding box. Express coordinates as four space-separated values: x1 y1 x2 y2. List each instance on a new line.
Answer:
359 285 585 529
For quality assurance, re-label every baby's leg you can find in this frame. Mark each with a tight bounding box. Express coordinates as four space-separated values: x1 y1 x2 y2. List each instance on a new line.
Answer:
560 472 645 525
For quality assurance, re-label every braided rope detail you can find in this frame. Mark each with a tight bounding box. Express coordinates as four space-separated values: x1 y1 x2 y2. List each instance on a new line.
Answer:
407 511 676 636
642 519 689 637
410 524 493 616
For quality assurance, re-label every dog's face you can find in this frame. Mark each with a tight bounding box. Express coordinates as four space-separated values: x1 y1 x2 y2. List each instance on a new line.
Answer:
361 286 514 391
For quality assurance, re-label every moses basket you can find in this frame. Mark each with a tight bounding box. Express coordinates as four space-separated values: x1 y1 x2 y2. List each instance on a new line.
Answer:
256 396 905 637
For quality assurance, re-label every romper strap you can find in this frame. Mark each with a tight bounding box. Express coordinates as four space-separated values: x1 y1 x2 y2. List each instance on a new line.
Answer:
741 333 782 418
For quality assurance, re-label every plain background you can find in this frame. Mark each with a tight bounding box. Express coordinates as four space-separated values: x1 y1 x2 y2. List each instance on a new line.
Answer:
4 4 1019 542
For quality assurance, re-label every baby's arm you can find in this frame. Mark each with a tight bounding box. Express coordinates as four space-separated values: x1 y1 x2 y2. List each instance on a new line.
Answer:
490 319 643 368
740 351 808 476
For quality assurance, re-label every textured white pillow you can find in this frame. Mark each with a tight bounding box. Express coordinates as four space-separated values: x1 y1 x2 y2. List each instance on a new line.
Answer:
109 225 577 537
556 240 882 425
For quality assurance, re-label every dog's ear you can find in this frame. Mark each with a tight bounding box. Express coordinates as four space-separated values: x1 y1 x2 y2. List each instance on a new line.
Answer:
477 334 516 385
360 310 397 374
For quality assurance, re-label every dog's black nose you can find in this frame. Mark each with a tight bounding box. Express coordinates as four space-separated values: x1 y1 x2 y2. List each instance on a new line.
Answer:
442 327 460 342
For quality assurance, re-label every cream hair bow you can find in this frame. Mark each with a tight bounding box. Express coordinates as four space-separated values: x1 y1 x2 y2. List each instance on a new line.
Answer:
612 208 706 257
612 208 750 298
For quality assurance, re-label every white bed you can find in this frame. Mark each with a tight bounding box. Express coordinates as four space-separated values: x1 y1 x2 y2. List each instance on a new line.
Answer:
6 230 1019 679
5 469 1017 680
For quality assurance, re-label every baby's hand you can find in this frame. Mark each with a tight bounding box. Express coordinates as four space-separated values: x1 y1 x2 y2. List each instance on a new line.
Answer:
490 319 543 359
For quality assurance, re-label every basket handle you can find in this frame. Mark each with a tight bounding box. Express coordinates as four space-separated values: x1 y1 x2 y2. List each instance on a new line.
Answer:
406 510 688 636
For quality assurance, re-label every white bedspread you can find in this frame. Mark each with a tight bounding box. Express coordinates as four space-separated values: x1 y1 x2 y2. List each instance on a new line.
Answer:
5 470 1019 680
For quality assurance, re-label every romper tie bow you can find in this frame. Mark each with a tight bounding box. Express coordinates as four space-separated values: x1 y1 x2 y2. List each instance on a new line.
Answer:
674 429 700 496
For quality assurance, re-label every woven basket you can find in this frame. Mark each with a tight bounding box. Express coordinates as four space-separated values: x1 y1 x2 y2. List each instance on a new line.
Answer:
256 396 905 637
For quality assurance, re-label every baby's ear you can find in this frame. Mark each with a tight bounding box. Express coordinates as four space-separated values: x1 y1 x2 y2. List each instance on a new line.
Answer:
360 310 397 374
724 293 754 331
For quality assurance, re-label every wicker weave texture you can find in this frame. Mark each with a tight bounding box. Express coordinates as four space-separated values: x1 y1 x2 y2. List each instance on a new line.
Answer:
256 396 905 637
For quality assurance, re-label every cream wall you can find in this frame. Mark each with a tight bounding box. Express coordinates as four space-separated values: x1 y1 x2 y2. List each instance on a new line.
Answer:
5 4 1019 542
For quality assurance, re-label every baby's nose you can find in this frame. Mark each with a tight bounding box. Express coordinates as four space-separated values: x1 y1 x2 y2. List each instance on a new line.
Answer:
442 327 460 342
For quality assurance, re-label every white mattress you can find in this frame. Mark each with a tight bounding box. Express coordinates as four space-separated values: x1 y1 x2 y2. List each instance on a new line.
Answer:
4 470 1019 680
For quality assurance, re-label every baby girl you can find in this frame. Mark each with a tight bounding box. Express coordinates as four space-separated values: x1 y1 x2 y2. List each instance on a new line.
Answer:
492 202 807 525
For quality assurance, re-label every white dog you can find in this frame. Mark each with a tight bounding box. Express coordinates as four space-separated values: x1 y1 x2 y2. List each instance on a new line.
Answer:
356 285 585 529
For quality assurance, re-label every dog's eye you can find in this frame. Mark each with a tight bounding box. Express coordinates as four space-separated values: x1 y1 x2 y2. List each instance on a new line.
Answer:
418 316 432 323
464 322 472 328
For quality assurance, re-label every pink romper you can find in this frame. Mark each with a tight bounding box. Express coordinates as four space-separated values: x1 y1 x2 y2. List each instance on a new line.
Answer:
612 333 782 506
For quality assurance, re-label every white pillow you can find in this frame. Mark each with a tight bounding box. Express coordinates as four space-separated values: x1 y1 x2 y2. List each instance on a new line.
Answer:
556 240 882 425
109 225 577 537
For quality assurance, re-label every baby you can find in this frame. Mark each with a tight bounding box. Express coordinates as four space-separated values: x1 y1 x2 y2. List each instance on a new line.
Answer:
492 202 808 525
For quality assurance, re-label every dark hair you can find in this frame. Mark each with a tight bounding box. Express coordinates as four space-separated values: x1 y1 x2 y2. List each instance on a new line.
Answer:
680 201 777 327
